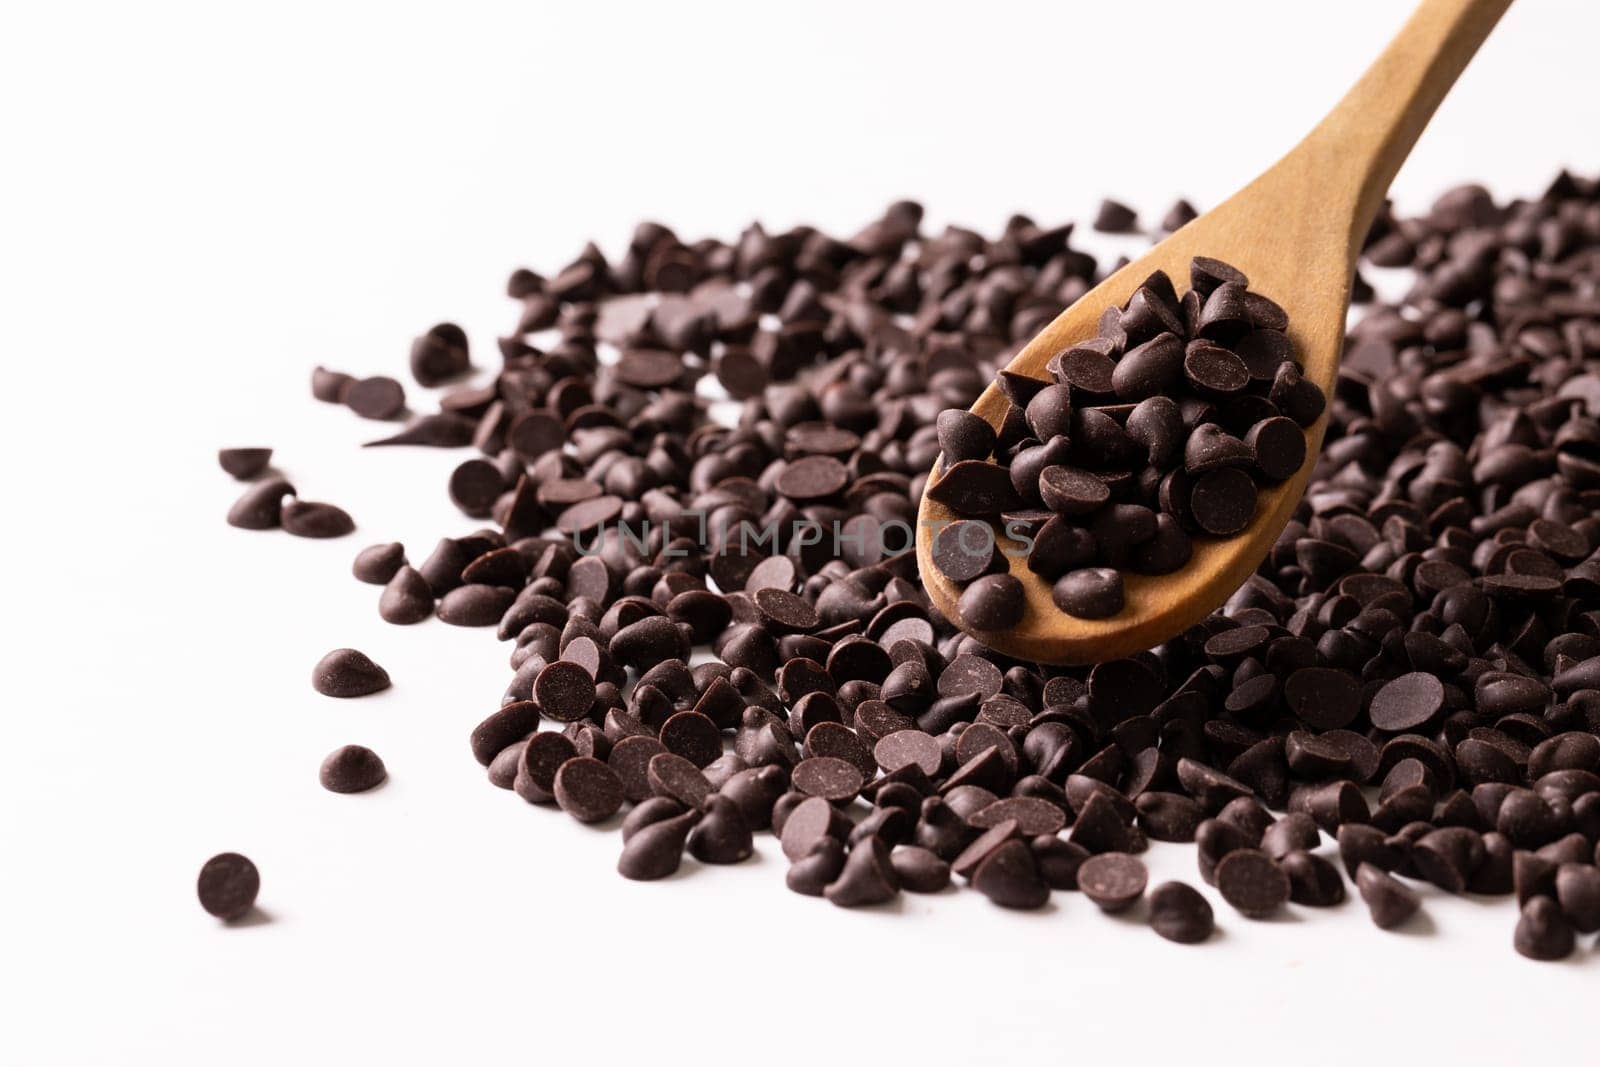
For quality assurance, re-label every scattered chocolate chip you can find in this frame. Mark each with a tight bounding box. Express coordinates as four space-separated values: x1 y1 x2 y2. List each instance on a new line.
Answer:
227 478 294 530
318 744 387 793
1078 852 1148 912
1357 863 1420 929
1148 880 1214 943
310 648 390 698
218 448 272 480
353 542 406 585
617 810 697 881
1215 848 1290 918
197 853 260 921
553 757 624 823
281 499 355 538
345 376 407 420
1513 895 1575 961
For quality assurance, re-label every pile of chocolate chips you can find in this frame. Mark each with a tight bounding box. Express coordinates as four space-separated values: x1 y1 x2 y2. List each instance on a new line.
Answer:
927 256 1325 626
228 178 1600 960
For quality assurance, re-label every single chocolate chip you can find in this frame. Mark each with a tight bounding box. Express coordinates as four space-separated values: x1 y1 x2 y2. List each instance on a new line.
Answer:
552 756 624 823
1188 468 1256 536
824 837 899 907
312 366 355 402
1370 672 1447 733
1148 880 1214 943
1283 667 1361 730
647 752 713 809
786 838 848 896
1357 863 1420 929
1215 848 1290 918
972 838 1051 909
197 853 260 920
1513 895 1575 961
792 756 865 802
891 846 952 893
617 810 698 881
932 520 1003 583
438 584 516 626
318 744 387 793
958 573 1025 631
1281 850 1347 907
218 448 272 480
1183 342 1250 396
1052 568 1124 619
227 478 294 530
282 500 355 538
379 566 434 624
1112 333 1185 401
345 376 407 420
1093 198 1139 234
937 409 998 464
410 322 470 386
1078 852 1148 912
1243 416 1307 482
353 542 406 585
535 660 597 723
311 648 390 698
687 795 754 864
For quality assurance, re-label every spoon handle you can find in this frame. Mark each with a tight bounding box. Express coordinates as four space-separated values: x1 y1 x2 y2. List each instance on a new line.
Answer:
1300 0 1513 255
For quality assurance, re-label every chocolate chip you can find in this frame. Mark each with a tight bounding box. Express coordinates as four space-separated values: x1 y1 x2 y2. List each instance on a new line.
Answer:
553 756 624 823
534 660 596 723
617 810 698 881
318 744 387 793
196 853 260 920
344 376 406 420
310 648 390 698
378 566 434 624
1283 667 1360 730
957 573 1025 631
792 756 865 802
410 323 470 386
1357 863 1420 929
353 542 406 584
890 846 952 893
824 837 899 907
1215 848 1290 918
1281 850 1346 907
1370 672 1445 732
437 583 515 626
936 409 997 464
1052 568 1124 619
1513 896 1575 961
687 795 754 864
1093 199 1139 234
311 366 354 402
1187 468 1256 536
227 478 294 530
972 838 1051 909
1148 880 1214 943
786 838 847 896
929 459 1017 517
218 448 272 480
282 500 355 538
1078 852 1148 912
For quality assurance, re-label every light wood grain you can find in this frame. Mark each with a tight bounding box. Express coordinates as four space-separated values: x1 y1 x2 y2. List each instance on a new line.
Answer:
915 0 1513 665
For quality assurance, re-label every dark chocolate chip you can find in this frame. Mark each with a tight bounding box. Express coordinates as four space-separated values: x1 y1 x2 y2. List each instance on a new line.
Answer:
197 853 260 920
310 648 390 698
318 744 387 793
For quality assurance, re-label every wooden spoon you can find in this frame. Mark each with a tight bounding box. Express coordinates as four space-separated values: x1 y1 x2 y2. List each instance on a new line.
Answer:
915 0 1512 665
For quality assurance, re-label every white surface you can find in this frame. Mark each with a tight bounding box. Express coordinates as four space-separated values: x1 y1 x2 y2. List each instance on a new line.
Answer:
4 2 1596 1064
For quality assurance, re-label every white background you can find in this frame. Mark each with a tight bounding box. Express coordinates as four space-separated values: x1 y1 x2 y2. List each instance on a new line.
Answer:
3 2 1595 1063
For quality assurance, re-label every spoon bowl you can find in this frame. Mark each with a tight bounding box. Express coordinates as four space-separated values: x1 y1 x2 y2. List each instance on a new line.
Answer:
916 0 1512 664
